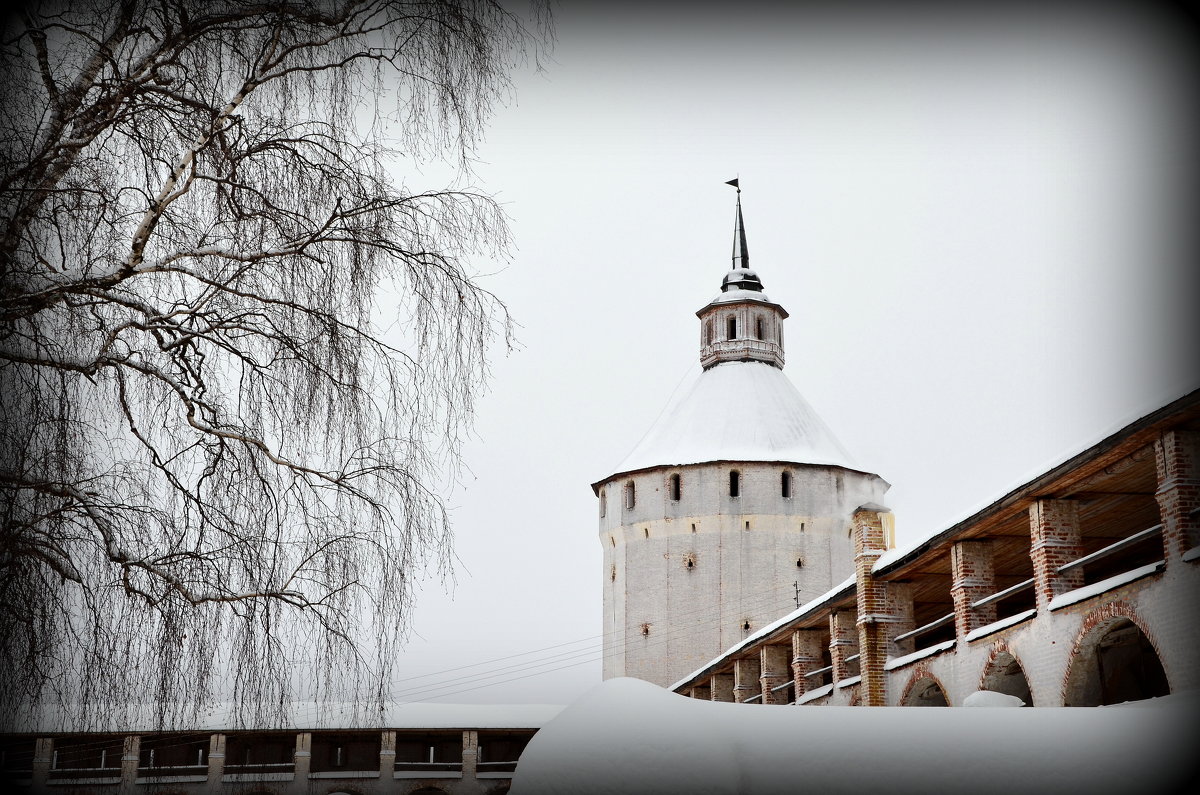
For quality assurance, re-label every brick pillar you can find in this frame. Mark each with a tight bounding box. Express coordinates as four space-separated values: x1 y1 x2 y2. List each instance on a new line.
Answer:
690 685 711 700
289 732 310 793
31 737 53 792
950 540 996 639
853 506 891 706
886 582 916 657
205 734 226 794
1030 500 1083 610
119 735 140 795
379 730 396 779
791 629 824 699
1155 430 1200 561
710 673 735 702
759 644 790 704
829 608 858 683
462 730 478 782
734 657 761 703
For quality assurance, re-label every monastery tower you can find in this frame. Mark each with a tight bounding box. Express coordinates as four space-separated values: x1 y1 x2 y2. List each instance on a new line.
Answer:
592 186 890 687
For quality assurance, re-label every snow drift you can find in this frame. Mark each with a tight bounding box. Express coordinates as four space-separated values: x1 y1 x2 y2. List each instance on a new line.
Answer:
510 677 1195 795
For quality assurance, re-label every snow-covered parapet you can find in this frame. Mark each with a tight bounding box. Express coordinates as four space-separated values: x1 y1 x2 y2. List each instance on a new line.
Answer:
510 677 1194 795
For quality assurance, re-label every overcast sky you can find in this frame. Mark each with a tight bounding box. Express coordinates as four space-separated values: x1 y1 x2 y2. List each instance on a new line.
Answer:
383 2 1198 705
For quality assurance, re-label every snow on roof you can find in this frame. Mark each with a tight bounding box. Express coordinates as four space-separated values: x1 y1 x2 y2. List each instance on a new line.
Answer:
600 360 861 484
704 287 776 307
14 701 564 734
510 677 1196 795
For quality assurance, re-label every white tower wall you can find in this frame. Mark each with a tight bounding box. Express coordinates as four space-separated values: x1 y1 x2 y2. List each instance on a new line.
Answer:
598 462 888 685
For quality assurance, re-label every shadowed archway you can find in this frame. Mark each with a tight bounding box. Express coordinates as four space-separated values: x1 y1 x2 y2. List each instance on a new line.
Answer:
981 651 1033 705
1064 617 1169 706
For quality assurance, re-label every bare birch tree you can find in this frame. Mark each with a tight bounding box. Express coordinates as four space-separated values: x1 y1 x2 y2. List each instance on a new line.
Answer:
0 0 549 730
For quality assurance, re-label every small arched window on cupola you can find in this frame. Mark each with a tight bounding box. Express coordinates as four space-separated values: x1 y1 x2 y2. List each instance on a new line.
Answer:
729 470 740 498
669 473 681 502
726 316 737 340
599 489 607 517
624 480 636 510
704 319 713 346
755 316 764 340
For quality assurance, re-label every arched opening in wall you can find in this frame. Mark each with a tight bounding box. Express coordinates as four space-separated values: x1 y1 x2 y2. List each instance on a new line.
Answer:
624 480 635 510
726 316 737 340
1064 617 1170 706
904 677 949 706
599 489 606 518
669 473 681 501
981 652 1033 705
704 319 712 346
754 316 764 340
729 470 740 498
781 471 792 498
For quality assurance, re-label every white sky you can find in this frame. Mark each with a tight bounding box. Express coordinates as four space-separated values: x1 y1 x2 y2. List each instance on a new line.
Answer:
383 3 1198 704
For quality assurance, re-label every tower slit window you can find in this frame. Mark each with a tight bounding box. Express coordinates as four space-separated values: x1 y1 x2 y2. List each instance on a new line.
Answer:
755 316 764 340
600 489 606 517
729 470 740 498
781 471 792 499
669 474 681 502
624 480 636 510
726 316 737 340
704 319 712 346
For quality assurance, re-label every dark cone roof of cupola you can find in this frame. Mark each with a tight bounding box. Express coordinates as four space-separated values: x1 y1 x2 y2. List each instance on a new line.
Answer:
721 268 763 292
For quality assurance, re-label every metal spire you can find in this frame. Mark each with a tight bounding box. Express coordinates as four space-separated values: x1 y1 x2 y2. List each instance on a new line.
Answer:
725 178 749 269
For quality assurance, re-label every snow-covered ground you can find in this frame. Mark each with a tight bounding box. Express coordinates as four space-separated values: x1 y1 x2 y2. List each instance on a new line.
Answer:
510 677 1196 795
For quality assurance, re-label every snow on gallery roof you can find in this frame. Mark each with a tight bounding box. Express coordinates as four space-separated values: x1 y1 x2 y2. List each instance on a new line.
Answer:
509 677 1196 795
598 360 860 485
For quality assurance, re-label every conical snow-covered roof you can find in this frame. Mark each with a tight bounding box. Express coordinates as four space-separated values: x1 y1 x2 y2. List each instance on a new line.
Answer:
599 360 859 484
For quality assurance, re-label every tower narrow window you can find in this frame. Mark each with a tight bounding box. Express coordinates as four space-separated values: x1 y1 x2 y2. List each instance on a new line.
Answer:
755 316 764 340
726 316 737 340
600 489 607 517
781 471 792 499
704 319 713 346
729 470 740 498
669 473 681 501
624 480 636 510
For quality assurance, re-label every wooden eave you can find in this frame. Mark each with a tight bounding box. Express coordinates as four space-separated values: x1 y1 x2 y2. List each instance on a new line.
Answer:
874 388 1200 581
